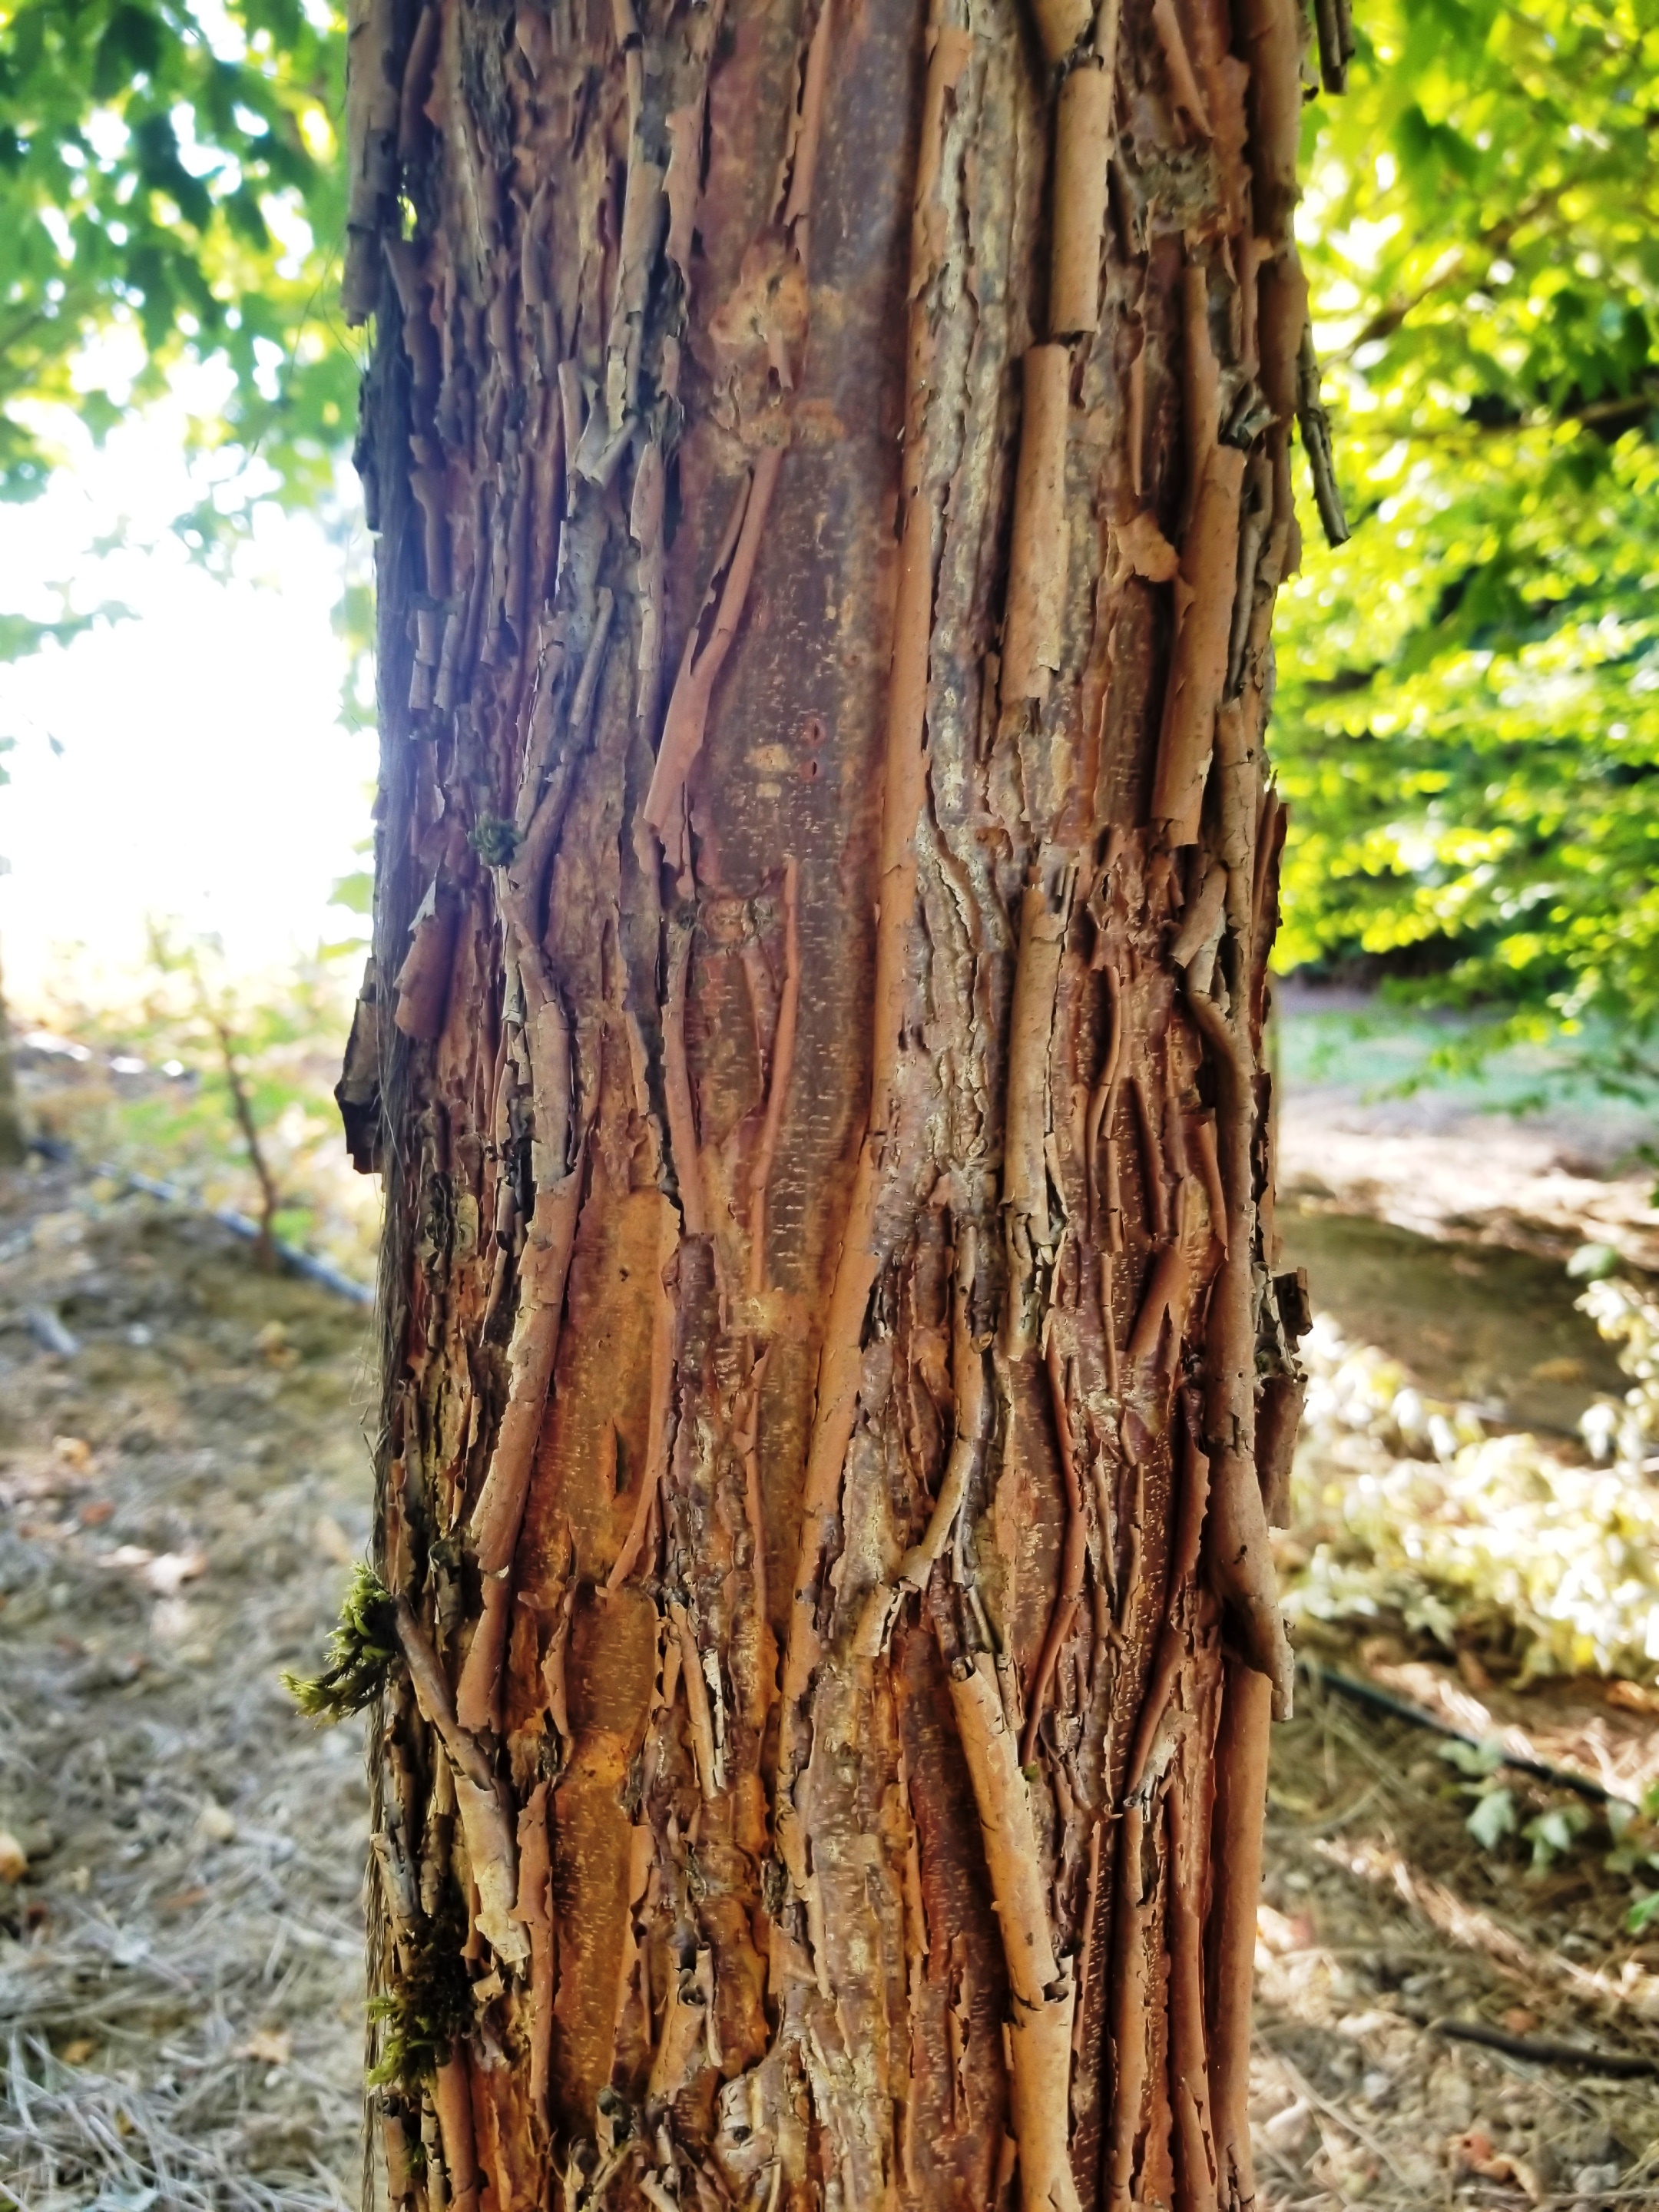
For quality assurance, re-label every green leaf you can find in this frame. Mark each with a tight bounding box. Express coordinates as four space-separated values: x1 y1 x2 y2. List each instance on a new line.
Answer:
1439 1736 1505 1778
1466 1786 1516 1849
329 870 374 916
1522 1803 1588 1873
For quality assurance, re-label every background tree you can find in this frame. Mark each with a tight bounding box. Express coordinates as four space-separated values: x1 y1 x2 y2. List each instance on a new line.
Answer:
1275 0 1659 1084
0 0 353 609
342 0 1329 2207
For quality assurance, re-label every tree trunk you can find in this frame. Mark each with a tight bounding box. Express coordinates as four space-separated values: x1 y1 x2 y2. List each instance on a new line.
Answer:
345 0 1312 2204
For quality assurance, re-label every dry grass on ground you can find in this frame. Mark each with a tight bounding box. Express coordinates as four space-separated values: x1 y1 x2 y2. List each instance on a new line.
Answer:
0 1159 374 2210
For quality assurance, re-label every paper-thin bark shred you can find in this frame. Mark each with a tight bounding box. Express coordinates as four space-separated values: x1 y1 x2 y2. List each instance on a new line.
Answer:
1020 1333 1088 1763
662 922 710 1237
391 1597 482 1781
382 233 439 392
395 1 438 161
1169 860 1227 971
1213 697 1260 892
1150 0 1212 135
433 2049 482 2212
456 1572 512 1733
1185 986 1293 1716
664 103 703 279
1129 1072 1168 1243
1008 1973 1084 2212
947 1651 1081 2212
671 1599 721 1801
737 1344 774 1728
1189 1109 1227 1256
1124 1409 1210 1797
1049 66 1114 336
513 1782 555 2123
947 1654 1057 2000
1124 1234 1190 1366
1206 1661 1271 2210
853 1225 985 1656
643 445 786 869
1001 345 1073 707
392 899 458 1040
392 1599 528 1967
780 0 836 246
631 441 667 726
1152 443 1245 846
777 1140 881 1717
1085 957 1124 1243
408 466 451 598
1104 1798 1152 2212
468 1163 584 1577
1115 508 1181 583
1312 0 1353 95
1005 886 1067 1241
1026 0 1091 68
1165 1781 1220 2212
1237 0 1302 243
1255 1369 1303 1527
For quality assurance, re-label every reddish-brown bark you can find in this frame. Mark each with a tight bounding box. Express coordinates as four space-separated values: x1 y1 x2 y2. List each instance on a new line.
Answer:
344 0 1316 2203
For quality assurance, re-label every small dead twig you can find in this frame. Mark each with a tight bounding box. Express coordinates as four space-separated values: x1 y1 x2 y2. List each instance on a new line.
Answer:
207 1012 282 1267
184 946 283 1267
1434 2018 1658 2079
1296 323 1350 548
1312 0 1353 94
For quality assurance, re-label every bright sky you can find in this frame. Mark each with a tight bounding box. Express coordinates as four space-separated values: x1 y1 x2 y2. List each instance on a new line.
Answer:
0 385 376 1013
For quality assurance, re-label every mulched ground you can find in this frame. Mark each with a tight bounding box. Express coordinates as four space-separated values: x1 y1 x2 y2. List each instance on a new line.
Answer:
4 1157 1659 2211
1252 1675 1659 2210
0 1158 373 2210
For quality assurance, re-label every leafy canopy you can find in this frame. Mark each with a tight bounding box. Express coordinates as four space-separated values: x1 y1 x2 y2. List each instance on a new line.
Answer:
0 0 353 561
1277 0 1659 1081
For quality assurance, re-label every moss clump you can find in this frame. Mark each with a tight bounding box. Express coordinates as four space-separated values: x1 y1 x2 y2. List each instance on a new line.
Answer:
469 815 522 867
368 1886 475 2097
282 1561 399 1721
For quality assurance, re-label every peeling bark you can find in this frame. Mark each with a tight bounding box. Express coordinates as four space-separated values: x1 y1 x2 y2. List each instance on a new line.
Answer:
349 0 1320 2202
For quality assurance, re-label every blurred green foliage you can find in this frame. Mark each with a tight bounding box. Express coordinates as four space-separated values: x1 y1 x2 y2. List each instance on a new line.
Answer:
0 0 353 621
1277 0 1659 1088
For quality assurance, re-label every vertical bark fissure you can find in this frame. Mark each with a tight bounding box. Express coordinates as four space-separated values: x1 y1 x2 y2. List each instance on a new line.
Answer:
346 0 1329 2201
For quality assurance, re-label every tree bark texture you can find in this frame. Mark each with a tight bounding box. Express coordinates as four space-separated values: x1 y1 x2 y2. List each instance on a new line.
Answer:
345 0 1313 2205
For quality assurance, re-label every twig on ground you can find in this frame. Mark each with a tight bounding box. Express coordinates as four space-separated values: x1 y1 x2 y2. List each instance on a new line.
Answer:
1434 2018 1657 2079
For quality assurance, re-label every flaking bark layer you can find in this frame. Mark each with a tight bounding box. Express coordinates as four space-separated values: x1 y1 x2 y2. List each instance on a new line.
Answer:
347 0 1316 2204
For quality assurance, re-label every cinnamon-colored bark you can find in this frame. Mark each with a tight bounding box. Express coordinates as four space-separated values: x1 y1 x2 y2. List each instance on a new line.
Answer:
345 0 1316 2203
